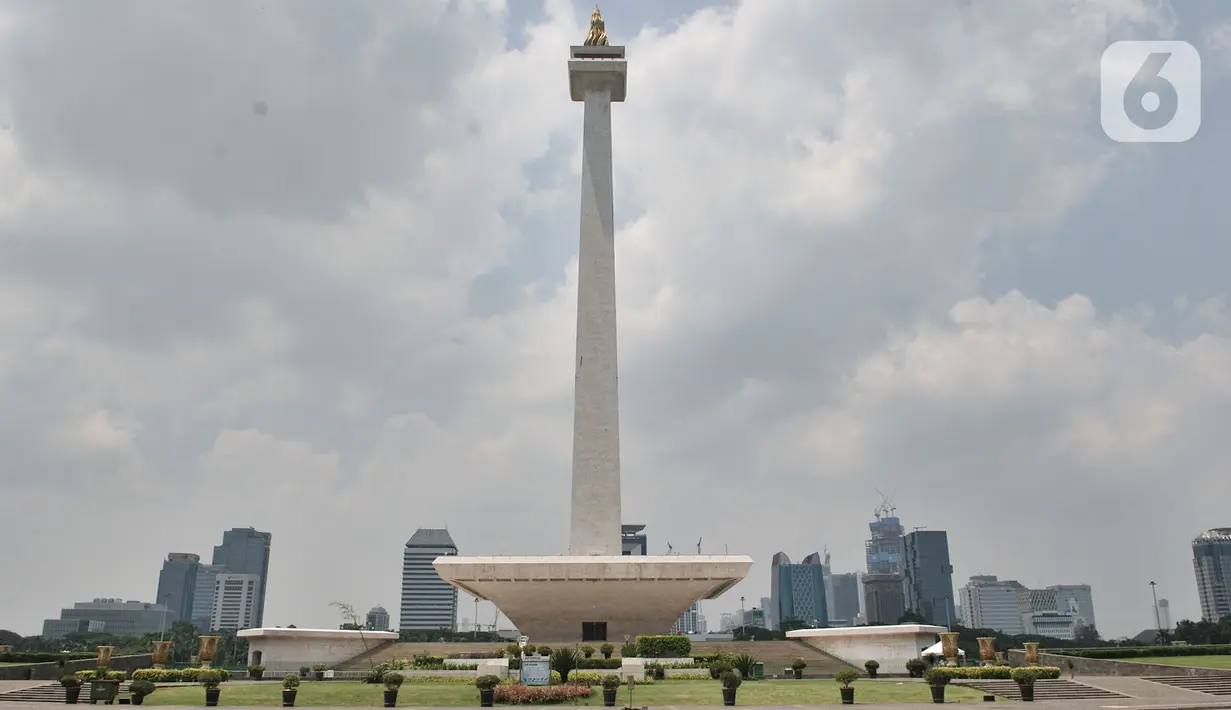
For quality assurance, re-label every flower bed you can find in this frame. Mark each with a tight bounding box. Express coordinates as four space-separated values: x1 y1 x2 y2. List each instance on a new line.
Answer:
493 683 592 704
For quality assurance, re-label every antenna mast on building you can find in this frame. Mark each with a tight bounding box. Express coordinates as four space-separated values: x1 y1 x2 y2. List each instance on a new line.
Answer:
697 538 702 555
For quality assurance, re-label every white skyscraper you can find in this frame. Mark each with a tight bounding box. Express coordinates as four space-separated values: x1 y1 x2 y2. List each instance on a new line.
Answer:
210 573 260 631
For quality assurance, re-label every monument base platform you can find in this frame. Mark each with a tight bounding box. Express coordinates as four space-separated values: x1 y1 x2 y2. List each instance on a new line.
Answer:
435 555 753 642
786 624 946 673
237 628 399 675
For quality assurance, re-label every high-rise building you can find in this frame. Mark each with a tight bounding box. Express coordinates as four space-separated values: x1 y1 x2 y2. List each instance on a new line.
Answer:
902 530 956 626
1193 528 1231 622
156 553 200 624
770 552 829 629
42 599 176 639
621 525 647 555
830 572 861 626
212 527 272 627
958 576 1027 635
192 564 229 629
1047 584 1096 631
366 606 391 632
1157 598 1172 630
670 600 706 635
210 573 260 631
866 504 905 575
863 573 906 624
400 528 459 631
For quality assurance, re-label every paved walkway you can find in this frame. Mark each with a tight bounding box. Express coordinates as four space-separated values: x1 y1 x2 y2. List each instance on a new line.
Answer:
1076 677 1219 701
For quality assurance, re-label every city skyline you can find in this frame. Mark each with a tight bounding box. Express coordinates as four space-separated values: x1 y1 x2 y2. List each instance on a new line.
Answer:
3 0 1230 640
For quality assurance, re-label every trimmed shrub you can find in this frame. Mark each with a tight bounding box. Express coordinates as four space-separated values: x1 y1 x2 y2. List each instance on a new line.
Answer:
283 674 300 689
599 643 614 659
634 635 692 659
576 658 621 670
1052 645 1231 660
580 645 595 659
493 684 591 704
248 665 265 680
601 674 621 690
567 671 603 686
620 642 637 658
924 668 953 686
383 672 404 690
180 668 202 683
129 679 155 698
721 670 742 689
133 669 184 683
834 670 859 687
475 675 501 691
1012 666 1061 683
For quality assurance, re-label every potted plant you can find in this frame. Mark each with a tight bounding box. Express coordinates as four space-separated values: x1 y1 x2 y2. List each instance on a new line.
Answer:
600 674 621 707
299 666 310 679
129 679 155 706
721 669 742 706
248 664 265 680
710 659 733 680
282 674 299 706
924 668 950 704
864 659 880 679
835 669 859 705
199 669 222 707
791 659 806 680
1011 667 1038 702
60 675 81 705
581 645 595 659
537 646 552 656
313 664 328 681
906 659 927 678
476 674 500 707
599 643 614 659
383 671 403 707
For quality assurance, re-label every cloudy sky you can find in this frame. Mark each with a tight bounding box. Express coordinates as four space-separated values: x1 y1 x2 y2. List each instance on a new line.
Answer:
2 0 1230 640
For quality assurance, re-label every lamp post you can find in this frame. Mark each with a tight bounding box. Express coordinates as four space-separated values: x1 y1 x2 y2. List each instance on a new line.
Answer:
1149 581 1165 645
473 597 479 640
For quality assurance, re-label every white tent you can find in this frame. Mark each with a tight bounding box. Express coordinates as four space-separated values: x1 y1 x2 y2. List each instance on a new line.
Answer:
921 641 966 658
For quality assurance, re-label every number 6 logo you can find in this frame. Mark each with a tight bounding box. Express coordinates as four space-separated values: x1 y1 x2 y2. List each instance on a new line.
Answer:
1101 41 1201 143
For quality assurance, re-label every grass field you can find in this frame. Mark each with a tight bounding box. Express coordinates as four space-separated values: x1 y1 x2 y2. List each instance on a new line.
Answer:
144 679 985 706
1130 655 1231 669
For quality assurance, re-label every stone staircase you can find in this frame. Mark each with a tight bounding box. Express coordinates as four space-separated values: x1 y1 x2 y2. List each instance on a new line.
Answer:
954 679 1127 700
0 682 131 704
1143 675 1231 696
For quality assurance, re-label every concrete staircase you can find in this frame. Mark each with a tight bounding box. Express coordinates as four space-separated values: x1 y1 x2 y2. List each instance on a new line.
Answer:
955 679 1127 700
1142 675 1231 696
0 683 131 704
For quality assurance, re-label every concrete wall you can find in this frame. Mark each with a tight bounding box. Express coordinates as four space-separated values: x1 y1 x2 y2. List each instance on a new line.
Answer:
0 654 153 681
1008 649 1231 677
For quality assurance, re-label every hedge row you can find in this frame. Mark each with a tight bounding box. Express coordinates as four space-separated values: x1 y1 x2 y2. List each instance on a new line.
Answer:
0 652 95 664
928 666 1061 683
72 671 126 681
634 636 692 659
130 668 232 683
509 658 621 670
1050 645 1231 659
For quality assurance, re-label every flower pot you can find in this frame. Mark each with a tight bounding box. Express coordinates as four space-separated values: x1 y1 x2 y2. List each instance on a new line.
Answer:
792 669 802 679
205 687 221 707
722 687 737 706
601 688 616 707
930 685 946 704
867 669 878 679
198 636 220 669
939 632 960 668
314 671 324 681
64 687 80 704
482 688 497 707
1018 683 1034 702
383 689 398 707
1022 642 1039 665
132 695 145 706
282 689 297 707
151 641 170 669
840 687 855 705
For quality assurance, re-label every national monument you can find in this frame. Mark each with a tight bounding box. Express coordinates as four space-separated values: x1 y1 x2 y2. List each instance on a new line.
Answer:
434 8 753 642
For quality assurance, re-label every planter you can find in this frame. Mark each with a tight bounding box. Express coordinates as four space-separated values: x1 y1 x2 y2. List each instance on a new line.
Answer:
1022 642 1039 665
977 637 996 664
64 687 80 704
722 688 737 706
96 646 115 668
1018 684 1034 702
151 641 170 669
601 689 616 707
383 689 398 707
132 695 145 706
282 689 297 707
939 632 960 668
205 688 221 707
483 688 498 707
315 672 325 681
840 687 855 705
792 669 802 680
930 685 946 704
867 669 878 679
198 636 220 669
89 680 119 704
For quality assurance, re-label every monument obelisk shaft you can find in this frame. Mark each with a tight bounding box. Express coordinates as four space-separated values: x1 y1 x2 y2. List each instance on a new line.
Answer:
569 9 627 556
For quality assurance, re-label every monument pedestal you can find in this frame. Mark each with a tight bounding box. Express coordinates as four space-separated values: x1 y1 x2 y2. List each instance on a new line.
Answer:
435 555 752 642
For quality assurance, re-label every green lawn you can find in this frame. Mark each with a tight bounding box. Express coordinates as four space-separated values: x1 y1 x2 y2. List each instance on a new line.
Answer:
144 679 986 706
1131 655 1231 669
